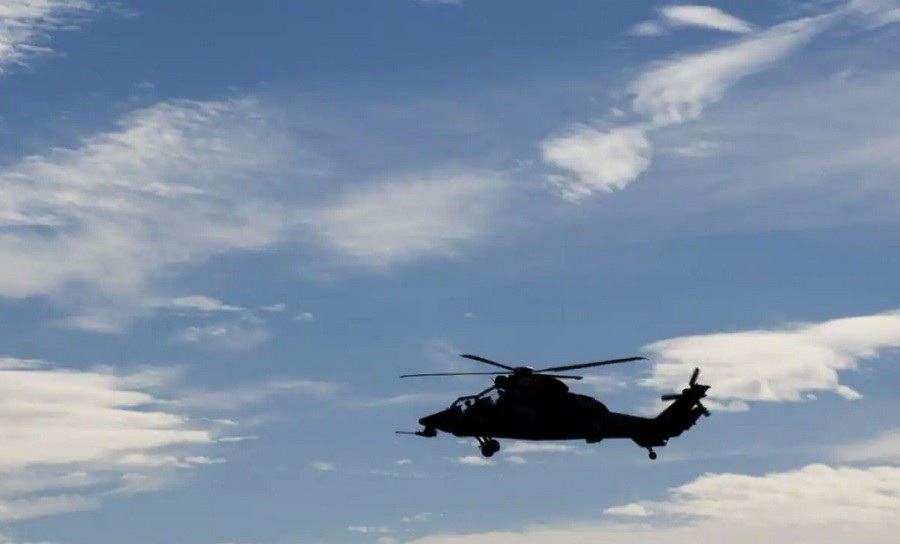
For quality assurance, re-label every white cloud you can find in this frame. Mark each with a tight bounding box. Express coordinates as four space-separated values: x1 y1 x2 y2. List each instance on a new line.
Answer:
832 428 900 464
259 303 286 312
661 140 718 158
629 20 667 36
349 526 393 534
363 393 449 408
396 459 412 465
610 463 900 525
580 375 629 393
294 312 314 322
604 503 649 517
542 126 652 201
403 463 900 543
312 461 335 471
544 12 832 201
601 69 900 236
0 357 234 522
456 456 493 466
0 97 297 325
640 309 900 409
162 295 242 313
0 94 514 327
217 435 258 443
848 0 900 27
170 379 339 411
177 319 271 351
629 15 832 126
503 441 577 454
308 171 508 266
403 512 431 522
0 534 61 544
0 0 94 73
504 456 528 465
659 5 754 33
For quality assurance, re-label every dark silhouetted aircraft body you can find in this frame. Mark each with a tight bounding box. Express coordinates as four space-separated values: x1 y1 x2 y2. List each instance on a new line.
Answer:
399 354 711 460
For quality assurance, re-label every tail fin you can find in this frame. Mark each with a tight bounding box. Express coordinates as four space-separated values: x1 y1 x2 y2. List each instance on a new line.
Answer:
654 367 711 438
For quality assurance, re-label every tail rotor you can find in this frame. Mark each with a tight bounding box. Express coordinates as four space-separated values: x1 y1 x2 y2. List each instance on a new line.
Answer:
660 367 711 417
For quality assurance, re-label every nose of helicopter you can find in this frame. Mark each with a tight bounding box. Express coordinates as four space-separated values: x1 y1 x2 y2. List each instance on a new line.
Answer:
418 407 455 431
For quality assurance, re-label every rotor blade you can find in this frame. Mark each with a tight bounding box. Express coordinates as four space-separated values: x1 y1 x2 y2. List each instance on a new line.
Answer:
460 354 516 371
661 393 682 401
690 367 700 386
536 356 646 373
475 384 497 397
538 374 583 380
400 372 508 378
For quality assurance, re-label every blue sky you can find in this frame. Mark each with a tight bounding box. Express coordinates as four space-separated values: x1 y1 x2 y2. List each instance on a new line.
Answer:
0 1 899 543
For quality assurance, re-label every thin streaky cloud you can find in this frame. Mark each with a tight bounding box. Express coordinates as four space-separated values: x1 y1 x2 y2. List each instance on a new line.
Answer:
543 12 834 201
629 14 832 126
308 171 510 267
0 0 96 73
629 20 667 36
311 461 335 471
167 379 340 411
0 97 297 321
159 295 243 313
659 5 754 33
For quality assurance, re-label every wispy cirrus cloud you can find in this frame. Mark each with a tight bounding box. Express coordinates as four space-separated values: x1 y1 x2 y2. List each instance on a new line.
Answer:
848 0 900 27
631 4 754 36
639 309 900 411
502 441 578 455
659 5 754 34
0 97 299 328
307 171 509 267
158 295 243 314
455 455 493 466
544 11 833 201
311 461 335 471
167 378 340 412
0 96 513 328
628 15 831 127
629 20 667 36
0 0 96 73
176 317 271 351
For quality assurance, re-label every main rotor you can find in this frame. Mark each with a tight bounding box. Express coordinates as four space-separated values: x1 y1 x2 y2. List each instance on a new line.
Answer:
400 353 646 382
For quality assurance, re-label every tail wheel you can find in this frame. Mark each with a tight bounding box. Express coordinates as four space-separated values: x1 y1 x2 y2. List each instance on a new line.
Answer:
480 439 500 457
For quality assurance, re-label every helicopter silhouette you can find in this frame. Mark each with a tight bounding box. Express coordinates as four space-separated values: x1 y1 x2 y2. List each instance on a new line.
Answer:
397 354 711 460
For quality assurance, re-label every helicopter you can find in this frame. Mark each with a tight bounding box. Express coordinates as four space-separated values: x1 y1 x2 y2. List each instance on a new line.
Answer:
397 354 711 460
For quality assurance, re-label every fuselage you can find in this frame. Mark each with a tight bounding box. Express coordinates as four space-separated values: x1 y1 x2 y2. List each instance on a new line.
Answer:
418 392 632 441
407 366 711 461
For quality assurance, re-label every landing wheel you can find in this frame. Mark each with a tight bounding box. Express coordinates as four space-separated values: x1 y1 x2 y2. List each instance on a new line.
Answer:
480 439 500 457
648 450 657 460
